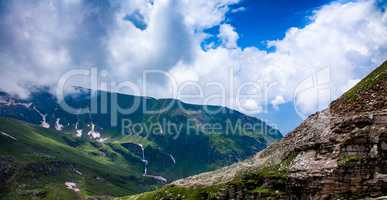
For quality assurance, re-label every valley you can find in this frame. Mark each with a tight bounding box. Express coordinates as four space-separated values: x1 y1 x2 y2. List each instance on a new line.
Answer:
0 89 281 199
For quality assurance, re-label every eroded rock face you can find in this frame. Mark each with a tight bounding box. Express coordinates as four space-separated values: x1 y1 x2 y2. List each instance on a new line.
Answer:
283 110 387 199
168 110 387 200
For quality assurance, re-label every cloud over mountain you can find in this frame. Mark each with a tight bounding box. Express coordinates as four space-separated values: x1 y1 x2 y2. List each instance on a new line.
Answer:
0 0 386 116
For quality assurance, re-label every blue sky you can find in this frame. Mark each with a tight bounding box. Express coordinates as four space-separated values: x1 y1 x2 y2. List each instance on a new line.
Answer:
0 0 386 134
200 0 334 49
242 0 330 133
200 0 336 134
220 0 385 134
201 0 385 133
224 0 334 49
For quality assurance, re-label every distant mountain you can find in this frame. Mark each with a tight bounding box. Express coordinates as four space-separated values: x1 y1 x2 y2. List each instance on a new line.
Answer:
0 88 281 199
126 60 387 200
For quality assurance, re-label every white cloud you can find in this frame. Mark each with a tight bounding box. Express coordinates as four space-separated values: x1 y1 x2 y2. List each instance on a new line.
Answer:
264 0 387 114
0 1 84 97
107 0 195 79
231 6 246 13
243 99 262 113
166 0 387 116
271 96 285 110
180 0 240 30
218 24 239 49
0 0 386 118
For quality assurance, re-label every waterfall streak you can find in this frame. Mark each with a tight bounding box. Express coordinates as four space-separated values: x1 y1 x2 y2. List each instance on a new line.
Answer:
135 143 167 183
33 107 50 128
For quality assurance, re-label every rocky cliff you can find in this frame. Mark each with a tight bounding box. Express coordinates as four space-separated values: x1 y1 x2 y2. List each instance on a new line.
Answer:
124 60 387 200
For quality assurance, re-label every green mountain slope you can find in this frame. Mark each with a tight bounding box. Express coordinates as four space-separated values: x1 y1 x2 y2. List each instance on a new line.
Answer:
0 118 158 199
331 60 387 115
0 88 282 199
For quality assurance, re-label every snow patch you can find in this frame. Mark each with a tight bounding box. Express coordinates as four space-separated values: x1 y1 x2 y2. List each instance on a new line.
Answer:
33 107 50 128
97 137 108 143
0 131 17 141
169 154 176 165
75 129 83 137
0 98 32 108
87 123 101 139
143 174 168 183
73 168 82 176
64 182 80 192
74 121 83 137
55 118 63 131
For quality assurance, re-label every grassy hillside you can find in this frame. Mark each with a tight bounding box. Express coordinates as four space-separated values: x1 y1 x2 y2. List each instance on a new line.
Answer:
0 116 273 199
0 118 159 199
331 60 387 115
344 60 387 100
0 88 282 199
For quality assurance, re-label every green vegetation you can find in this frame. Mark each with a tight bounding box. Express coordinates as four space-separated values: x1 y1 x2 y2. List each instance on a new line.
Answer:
0 87 283 199
0 116 275 199
344 60 387 100
0 118 156 199
250 186 284 197
123 156 294 200
280 152 297 169
337 155 364 166
251 186 271 193
121 184 224 200
238 152 296 182
112 135 155 148
256 166 288 179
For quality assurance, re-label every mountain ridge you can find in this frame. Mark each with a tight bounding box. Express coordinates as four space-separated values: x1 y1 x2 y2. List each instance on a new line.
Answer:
0 87 281 199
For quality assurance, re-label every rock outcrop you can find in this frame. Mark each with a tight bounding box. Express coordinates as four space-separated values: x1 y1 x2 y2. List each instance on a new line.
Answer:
165 109 387 199
126 60 387 200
